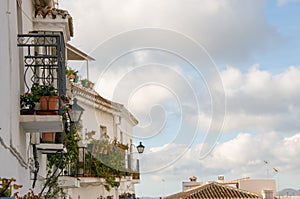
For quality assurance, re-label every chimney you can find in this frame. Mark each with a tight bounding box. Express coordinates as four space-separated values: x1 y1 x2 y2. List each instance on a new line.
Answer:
189 176 197 182
218 175 224 183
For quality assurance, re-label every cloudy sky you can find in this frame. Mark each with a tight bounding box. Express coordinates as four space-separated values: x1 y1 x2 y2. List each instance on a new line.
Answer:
60 0 300 197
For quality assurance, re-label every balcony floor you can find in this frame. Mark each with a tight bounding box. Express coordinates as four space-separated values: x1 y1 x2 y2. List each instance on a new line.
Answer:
37 143 66 154
20 115 63 133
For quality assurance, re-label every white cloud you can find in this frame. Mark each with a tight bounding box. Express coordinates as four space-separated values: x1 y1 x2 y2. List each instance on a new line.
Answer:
61 0 280 66
217 65 300 133
277 0 300 6
185 65 300 133
139 132 300 196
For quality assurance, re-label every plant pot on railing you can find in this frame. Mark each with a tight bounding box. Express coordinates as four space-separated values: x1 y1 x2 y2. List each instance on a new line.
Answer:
81 79 89 87
81 79 94 89
88 82 94 89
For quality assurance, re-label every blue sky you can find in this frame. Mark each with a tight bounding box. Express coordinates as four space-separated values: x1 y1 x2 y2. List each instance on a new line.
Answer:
257 1 300 72
60 0 300 197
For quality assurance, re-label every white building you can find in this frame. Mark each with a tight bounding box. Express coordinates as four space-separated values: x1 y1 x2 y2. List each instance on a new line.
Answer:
1 0 74 195
0 0 142 198
179 176 276 199
61 83 141 199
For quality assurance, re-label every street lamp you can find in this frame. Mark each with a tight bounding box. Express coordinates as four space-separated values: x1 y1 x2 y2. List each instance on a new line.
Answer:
136 142 145 154
69 98 84 123
68 98 84 135
135 142 145 177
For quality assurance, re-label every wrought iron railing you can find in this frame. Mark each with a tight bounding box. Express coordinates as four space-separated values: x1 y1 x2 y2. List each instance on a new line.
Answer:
62 147 140 180
17 32 66 115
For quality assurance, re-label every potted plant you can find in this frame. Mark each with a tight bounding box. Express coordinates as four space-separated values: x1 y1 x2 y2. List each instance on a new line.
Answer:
66 68 78 83
81 79 89 87
81 79 94 89
31 83 58 143
31 83 58 111
88 81 94 89
39 85 58 111
20 93 35 115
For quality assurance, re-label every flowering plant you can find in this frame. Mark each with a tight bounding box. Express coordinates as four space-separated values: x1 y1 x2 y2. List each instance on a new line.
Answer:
20 93 35 110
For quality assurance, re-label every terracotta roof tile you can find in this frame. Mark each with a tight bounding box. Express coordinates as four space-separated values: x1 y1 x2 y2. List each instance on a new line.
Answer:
165 182 261 199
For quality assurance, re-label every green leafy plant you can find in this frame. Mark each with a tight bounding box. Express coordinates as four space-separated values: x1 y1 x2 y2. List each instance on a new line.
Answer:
31 83 57 101
45 119 80 198
47 126 80 169
0 177 22 197
66 68 78 77
85 152 121 191
85 135 129 191
81 79 94 88
42 174 65 199
66 68 79 83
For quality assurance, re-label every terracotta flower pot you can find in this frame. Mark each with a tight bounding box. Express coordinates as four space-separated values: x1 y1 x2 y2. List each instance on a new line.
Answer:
102 148 108 155
41 132 56 143
88 82 94 89
68 74 76 80
40 96 58 110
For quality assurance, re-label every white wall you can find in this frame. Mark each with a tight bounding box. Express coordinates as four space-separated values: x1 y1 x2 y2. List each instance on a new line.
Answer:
66 183 107 199
77 95 135 147
0 0 32 194
73 92 137 199
239 179 276 196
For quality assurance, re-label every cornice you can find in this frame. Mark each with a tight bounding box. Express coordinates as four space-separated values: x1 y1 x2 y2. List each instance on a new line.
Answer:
71 83 138 125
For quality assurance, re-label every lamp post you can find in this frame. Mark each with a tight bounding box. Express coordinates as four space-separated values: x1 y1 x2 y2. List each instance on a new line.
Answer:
136 142 145 154
68 98 84 135
135 142 145 175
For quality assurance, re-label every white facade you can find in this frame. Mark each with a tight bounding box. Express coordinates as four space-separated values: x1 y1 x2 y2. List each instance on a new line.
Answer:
64 84 140 199
0 0 34 194
1 0 76 197
1 1 141 198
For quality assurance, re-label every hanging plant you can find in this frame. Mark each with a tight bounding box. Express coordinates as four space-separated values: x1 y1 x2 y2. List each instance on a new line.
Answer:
0 178 41 199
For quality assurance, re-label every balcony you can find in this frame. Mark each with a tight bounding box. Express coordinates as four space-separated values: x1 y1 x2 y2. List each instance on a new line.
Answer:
17 32 67 151
62 146 141 186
